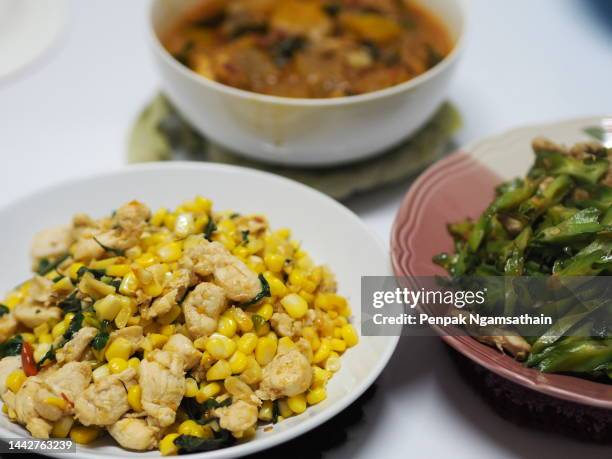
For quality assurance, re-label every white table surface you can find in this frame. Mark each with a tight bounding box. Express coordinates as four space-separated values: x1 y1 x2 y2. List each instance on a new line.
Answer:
1 0 611 457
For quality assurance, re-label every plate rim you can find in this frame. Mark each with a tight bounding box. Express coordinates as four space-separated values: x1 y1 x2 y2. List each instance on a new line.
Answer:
0 161 400 458
391 115 612 409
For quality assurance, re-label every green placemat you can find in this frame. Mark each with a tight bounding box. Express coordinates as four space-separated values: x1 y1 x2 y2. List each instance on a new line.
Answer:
128 93 462 200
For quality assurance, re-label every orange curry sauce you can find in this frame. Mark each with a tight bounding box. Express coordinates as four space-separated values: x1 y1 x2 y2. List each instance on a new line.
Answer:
164 0 453 98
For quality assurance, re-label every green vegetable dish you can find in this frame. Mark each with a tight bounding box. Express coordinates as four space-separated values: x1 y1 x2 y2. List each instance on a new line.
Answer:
435 137 612 381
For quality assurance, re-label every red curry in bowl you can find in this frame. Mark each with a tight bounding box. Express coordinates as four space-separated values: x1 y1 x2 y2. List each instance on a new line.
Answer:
163 0 453 98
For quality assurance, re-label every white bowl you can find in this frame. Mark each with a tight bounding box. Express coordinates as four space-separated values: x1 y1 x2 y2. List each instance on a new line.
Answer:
148 0 466 167
0 163 399 458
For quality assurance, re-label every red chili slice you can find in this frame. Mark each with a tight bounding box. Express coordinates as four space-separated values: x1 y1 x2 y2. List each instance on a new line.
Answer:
21 342 38 376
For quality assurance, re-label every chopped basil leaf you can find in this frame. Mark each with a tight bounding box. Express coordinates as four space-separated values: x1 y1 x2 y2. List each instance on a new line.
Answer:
63 312 84 341
91 331 109 351
0 335 23 358
204 218 217 241
93 237 126 256
36 253 69 276
58 291 82 314
239 274 271 308
174 430 235 454
0 304 9 317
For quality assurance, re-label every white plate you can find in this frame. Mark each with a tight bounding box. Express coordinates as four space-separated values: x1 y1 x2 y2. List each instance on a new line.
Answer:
0 0 67 80
0 162 399 458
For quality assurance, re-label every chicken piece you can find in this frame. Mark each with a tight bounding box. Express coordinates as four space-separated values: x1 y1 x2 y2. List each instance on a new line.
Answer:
224 376 260 405
13 303 62 329
256 349 312 401
270 312 299 338
97 201 150 251
234 215 268 237
72 232 105 262
162 334 201 370
29 276 54 305
56 327 97 363
109 326 143 348
0 356 21 394
142 290 177 320
42 361 92 408
7 377 53 438
108 418 159 451
214 400 258 438
0 313 17 343
180 239 260 302
139 350 185 427
183 282 227 339
30 225 72 264
74 369 136 426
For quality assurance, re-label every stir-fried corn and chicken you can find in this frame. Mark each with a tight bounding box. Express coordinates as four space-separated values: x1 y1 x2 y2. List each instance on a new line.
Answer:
0 197 358 454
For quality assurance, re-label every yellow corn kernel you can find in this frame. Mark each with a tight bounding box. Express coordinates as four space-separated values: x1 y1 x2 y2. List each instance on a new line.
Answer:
287 393 307 414
263 272 287 297
94 294 123 321
33 323 49 337
178 420 207 438
330 338 346 353
280 293 308 319
174 213 195 238
237 333 258 355
325 353 341 372
233 246 249 260
157 304 182 325
89 257 119 270
247 256 266 274
70 425 100 444
193 337 207 351
160 324 176 337
119 271 138 296
277 336 297 355
44 396 68 410
206 360 231 381
229 350 248 374
197 382 221 403
51 416 74 438
278 399 292 418
240 355 262 385
182 377 198 398
79 273 116 299
258 400 273 421
38 333 54 345
255 336 277 366
264 253 285 273
52 276 74 293
6 369 27 393
142 282 163 297
92 364 110 382
148 333 169 349
126 384 143 411
230 307 253 332
108 357 128 374
150 207 168 226
135 252 158 268
217 315 237 338
313 339 331 364
105 337 133 361
51 321 68 339
307 387 327 405
341 324 359 347
299 290 315 305
157 242 183 263
311 366 329 388
114 304 132 329
34 343 52 363
200 351 215 370
256 303 274 321
159 433 179 456
128 357 140 370
205 334 236 360
193 196 212 213
105 264 130 277
67 263 85 280
21 333 35 344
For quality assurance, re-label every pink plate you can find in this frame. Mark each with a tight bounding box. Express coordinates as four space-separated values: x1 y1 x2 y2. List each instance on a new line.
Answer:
391 116 612 409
